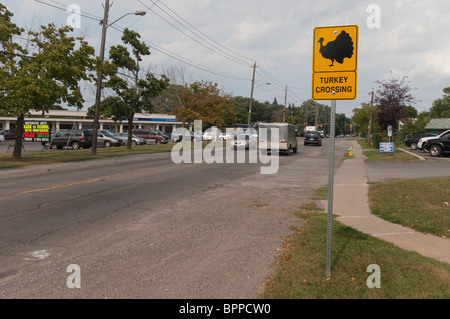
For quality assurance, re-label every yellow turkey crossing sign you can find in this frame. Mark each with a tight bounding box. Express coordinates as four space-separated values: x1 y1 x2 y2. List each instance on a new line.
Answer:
312 25 358 100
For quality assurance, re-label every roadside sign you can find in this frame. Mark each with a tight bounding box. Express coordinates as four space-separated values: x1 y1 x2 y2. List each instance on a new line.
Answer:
312 25 358 100
379 142 394 152
387 125 393 137
23 121 51 142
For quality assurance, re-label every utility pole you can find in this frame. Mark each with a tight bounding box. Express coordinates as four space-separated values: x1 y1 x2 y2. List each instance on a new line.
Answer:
283 85 287 122
248 61 256 129
367 90 374 145
92 0 110 156
314 103 319 128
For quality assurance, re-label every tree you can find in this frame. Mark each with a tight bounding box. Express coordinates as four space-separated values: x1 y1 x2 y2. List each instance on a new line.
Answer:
230 96 250 124
400 111 431 137
175 80 236 130
0 5 95 159
102 28 169 150
404 105 418 118
352 103 380 137
373 73 416 131
430 87 450 118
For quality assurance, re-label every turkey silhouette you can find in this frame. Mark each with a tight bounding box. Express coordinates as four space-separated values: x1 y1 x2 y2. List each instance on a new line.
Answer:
317 31 354 67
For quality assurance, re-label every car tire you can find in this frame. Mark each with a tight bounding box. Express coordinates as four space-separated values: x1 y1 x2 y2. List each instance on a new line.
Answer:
72 141 81 150
155 139 161 145
410 142 417 150
104 141 111 148
429 145 442 157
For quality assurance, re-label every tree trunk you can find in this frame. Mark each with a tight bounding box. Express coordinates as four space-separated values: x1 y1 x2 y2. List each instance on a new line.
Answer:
12 114 25 160
127 116 134 151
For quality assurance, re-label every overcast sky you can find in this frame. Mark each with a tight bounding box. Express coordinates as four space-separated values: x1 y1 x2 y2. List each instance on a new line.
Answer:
4 0 450 117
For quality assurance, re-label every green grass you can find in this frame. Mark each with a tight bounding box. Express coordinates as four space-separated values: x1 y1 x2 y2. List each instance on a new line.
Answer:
354 138 418 161
356 138 377 150
260 210 450 299
369 177 450 238
362 148 419 162
311 187 329 201
0 143 176 169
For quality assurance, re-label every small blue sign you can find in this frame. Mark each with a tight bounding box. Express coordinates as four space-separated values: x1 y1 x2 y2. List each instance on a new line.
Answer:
379 142 394 152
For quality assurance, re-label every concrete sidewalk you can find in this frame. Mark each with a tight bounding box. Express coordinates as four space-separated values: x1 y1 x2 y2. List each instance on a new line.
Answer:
329 139 450 265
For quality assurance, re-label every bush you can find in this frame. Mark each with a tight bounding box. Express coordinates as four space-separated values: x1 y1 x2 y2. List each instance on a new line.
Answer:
372 133 382 149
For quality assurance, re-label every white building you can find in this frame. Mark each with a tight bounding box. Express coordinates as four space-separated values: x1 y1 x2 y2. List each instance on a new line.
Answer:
0 110 182 133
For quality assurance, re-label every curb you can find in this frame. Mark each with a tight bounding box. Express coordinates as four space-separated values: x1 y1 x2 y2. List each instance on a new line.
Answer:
397 147 426 160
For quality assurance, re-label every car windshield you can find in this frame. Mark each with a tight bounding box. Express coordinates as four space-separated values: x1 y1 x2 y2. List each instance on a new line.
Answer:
101 130 114 137
306 131 319 136
440 132 450 138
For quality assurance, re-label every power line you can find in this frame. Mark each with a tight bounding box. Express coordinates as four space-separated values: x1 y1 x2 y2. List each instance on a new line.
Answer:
34 0 102 23
145 0 253 65
137 0 251 67
32 0 251 82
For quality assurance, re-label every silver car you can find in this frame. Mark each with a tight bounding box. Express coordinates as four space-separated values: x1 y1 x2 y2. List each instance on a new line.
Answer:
113 132 147 145
231 134 257 150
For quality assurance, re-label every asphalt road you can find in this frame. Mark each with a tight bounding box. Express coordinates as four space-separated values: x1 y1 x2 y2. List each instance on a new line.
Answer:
0 138 349 298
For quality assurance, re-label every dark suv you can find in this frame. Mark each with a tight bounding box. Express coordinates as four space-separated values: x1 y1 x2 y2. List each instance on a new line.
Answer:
304 131 322 146
404 133 437 150
46 129 93 150
424 133 450 157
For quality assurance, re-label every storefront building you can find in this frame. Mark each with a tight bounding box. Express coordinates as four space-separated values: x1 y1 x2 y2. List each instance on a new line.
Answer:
0 110 182 134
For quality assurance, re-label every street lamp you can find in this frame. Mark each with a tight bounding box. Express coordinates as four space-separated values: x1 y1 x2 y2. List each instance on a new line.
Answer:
91 1 146 155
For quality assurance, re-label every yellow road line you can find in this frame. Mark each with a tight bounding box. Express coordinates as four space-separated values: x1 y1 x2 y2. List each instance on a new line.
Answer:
21 178 101 194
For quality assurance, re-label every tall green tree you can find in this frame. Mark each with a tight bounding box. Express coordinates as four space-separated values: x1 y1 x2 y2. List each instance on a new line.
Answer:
352 103 380 137
101 28 169 150
0 5 95 159
430 87 450 118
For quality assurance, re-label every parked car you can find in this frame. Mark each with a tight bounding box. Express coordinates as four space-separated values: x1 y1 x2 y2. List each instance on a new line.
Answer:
423 132 450 157
97 130 123 147
0 129 16 140
113 132 147 145
46 129 93 150
231 134 256 150
155 129 171 140
404 133 437 150
171 128 194 142
418 130 450 151
202 130 217 141
132 129 169 144
219 131 234 141
304 131 322 146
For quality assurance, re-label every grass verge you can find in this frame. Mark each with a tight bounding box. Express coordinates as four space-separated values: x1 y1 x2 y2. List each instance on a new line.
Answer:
0 143 175 169
369 177 450 239
355 139 418 161
260 206 450 299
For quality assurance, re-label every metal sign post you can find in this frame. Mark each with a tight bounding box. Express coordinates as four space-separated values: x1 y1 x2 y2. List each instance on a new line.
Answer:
326 99 336 279
312 24 358 279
